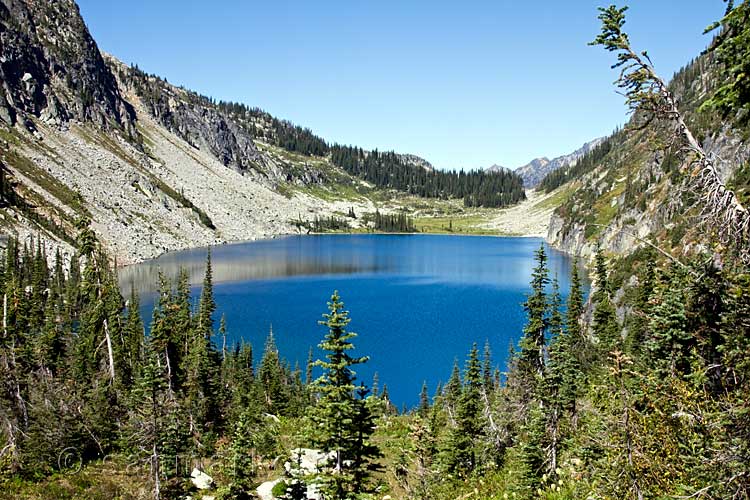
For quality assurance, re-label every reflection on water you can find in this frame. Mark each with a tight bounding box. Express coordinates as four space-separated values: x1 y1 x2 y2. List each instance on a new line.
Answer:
120 234 579 295
119 234 587 407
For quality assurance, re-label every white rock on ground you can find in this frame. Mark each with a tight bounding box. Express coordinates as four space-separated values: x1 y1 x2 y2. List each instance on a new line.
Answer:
284 448 334 475
256 478 282 500
190 468 213 490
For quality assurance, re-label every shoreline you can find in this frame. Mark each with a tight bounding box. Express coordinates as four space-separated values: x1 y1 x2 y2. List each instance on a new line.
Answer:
116 187 562 268
119 230 553 270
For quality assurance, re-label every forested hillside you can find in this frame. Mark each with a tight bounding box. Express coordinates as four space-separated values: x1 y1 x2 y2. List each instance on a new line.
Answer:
2 1 750 500
118 63 526 209
545 4 750 259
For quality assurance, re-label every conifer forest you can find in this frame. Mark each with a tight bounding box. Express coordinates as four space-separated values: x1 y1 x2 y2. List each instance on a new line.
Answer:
1 1 750 499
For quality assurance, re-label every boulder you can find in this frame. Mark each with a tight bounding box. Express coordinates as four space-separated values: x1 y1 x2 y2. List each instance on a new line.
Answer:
190 468 213 490
284 448 334 476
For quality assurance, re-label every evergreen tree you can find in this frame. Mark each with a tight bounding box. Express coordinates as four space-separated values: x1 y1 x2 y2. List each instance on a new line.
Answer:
518 243 550 395
120 288 144 390
625 258 655 356
444 344 483 476
444 359 462 419
592 247 619 356
418 381 430 417
646 265 690 377
125 341 175 499
482 340 494 391
308 291 380 498
197 250 216 337
305 346 314 387
226 408 257 499
184 260 222 438
257 326 290 415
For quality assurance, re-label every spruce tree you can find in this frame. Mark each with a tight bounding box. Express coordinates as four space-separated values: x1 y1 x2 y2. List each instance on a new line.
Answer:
444 344 484 476
592 247 619 356
308 291 379 498
226 408 257 499
257 326 290 415
120 288 144 390
518 243 550 397
197 250 215 336
482 340 494 391
185 261 222 437
444 359 462 417
647 265 690 377
418 381 430 416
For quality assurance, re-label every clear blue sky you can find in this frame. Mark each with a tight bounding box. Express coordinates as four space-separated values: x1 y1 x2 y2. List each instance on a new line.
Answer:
77 1 724 170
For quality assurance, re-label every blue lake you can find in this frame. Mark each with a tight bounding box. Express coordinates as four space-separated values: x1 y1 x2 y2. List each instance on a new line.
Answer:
119 234 585 409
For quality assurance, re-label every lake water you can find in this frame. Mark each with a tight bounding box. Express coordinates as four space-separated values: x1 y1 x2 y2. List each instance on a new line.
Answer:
119 234 585 408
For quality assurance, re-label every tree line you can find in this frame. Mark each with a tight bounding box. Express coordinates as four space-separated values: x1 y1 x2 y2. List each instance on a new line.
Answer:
371 210 416 233
330 146 526 208
116 64 526 209
0 226 384 499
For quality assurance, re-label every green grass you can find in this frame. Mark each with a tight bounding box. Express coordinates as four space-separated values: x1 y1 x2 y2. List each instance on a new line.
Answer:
414 213 505 235
533 185 576 211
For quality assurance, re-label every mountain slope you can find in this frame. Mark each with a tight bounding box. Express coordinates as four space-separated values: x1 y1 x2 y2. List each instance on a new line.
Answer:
513 138 605 188
0 0 532 264
0 0 382 263
0 0 135 135
546 54 750 259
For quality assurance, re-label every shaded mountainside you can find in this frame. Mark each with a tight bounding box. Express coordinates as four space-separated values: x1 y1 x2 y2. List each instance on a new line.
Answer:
545 53 750 260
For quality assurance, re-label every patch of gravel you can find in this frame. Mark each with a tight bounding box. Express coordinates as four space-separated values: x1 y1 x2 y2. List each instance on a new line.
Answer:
479 189 557 237
256 478 282 500
8 94 377 265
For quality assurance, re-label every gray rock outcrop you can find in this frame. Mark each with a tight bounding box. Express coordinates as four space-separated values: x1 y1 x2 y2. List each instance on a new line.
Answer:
0 0 136 136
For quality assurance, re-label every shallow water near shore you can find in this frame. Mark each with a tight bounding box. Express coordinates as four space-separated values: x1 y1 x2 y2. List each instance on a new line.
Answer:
119 234 586 408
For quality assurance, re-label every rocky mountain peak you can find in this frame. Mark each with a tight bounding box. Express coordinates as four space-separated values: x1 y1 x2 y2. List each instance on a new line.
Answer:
528 157 550 168
396 153 434 172
514 139 604 188
0 0 135 136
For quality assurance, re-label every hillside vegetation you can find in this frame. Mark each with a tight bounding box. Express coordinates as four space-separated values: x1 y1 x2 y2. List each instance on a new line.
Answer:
2 1 750 500
0 0 528 266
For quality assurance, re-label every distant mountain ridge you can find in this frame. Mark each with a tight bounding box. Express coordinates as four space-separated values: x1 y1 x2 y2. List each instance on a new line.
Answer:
487 138 605 188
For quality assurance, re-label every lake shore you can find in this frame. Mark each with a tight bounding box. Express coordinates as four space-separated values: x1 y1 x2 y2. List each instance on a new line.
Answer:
118 189 558 268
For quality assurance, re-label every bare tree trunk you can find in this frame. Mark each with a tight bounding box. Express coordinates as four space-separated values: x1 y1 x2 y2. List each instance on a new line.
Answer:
92 255 116 382
550 407 559 475
623 47 750 256
104 317 116 382
152 443 160 500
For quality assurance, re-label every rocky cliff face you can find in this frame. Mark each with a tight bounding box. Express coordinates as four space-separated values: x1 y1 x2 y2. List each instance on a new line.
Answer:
107 57 332 187
546 54 750 261
108 58 264 174
0 0 135 136
0 0 373 264
397 153 434 172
